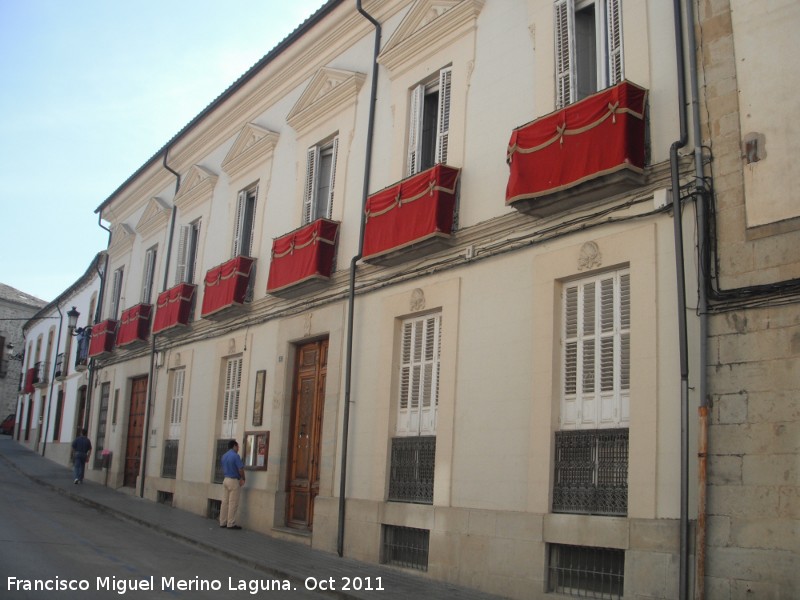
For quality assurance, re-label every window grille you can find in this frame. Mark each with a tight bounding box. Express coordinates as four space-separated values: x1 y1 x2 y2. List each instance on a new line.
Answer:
388 436 435 504
553 428 628 515
207 499 221 520
162 440 179 479
212 439 229 484
54 353 64 378
157 491 174 506
382 525 429 572
548 544 624 599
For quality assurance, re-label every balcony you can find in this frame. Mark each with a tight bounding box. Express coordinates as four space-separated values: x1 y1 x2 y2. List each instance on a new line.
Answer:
506 80 648 217
267 219 339 297
33 361 48 388
153 283 196 335
200 256 255 320
363 164 460 265
116 303 153 348
88 319 118 358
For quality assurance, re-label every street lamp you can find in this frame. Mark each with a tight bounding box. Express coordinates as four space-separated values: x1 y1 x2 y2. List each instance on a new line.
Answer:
67 306 81 333
6 343 23 362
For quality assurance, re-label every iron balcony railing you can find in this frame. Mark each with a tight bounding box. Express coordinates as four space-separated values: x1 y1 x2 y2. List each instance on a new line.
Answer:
553 428 629 516
388 436 436 504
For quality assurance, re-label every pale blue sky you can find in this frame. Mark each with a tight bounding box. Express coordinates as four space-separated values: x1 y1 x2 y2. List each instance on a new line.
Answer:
0 0 325 302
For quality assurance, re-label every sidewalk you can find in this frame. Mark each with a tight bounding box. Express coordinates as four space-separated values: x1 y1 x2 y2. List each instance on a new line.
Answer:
0 438 507 600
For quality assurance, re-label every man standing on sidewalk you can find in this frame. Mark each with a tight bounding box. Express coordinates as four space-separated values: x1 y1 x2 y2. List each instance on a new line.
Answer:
71 428 92 484
219 439 245 529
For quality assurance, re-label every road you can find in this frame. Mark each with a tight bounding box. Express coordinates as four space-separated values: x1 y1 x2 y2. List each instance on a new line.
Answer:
0 460 324 599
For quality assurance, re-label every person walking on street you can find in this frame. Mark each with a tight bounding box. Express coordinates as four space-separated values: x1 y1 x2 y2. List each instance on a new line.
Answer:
219 439 245 529
71 428 92 484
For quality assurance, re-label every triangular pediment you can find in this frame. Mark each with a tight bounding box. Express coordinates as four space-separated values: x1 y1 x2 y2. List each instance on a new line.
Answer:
221 123 279 180
287 68 366 135
108 223 135 256
174 165 218 212
136 197 172 238
378 0 485 74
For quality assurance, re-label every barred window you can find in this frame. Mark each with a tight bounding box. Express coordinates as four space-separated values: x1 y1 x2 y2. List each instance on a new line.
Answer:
548 544 624 599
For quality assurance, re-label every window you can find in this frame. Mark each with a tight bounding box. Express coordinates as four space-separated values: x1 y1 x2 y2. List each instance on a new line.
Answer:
562 270 629 429
382 525 430 572
548 544 624 599
555 0 623 107
141 245 157 304
93 382 110 469
110 267 124 319
232 186 257 258
221 356 242 439
303 137 339 224
168 368 185 439
175 219 201 285
407 67 452 176
397 313 441 436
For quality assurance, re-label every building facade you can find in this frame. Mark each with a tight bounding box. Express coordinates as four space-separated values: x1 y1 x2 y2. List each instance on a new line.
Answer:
0 283 46 418
14 253 104 465
39 1 748 598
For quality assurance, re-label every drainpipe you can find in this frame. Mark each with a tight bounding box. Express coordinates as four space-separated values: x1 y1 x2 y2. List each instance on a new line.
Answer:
138 149 180 499
41 305 65 457
337 0 380 558
86 218 112 433
670 1 690 599
683 0 709 595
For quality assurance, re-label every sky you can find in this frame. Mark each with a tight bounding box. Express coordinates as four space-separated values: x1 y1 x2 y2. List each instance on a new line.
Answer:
0 0 327 303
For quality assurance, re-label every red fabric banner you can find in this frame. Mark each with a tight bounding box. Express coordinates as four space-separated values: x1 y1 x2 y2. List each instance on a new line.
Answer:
363 164 460 260
153 283 196 333
116 303 153 346
200 255 255 318
267 219 339 293
88 319 118 357
24 368 36 394
506 80 647 205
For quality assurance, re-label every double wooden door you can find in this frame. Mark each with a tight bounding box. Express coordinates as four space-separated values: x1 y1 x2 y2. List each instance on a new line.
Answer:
123 377 148 487
286 339 327 529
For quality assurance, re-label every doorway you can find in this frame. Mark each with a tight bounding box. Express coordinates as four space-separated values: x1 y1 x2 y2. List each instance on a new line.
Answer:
286 339 327 529
123 376 148 487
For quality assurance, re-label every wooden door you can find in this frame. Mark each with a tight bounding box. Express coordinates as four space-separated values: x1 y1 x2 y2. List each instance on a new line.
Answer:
286 339 327 529
123 377 148 487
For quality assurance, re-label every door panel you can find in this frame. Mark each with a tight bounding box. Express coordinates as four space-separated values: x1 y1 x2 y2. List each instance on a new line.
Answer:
124 377 148 487
286 339 327 529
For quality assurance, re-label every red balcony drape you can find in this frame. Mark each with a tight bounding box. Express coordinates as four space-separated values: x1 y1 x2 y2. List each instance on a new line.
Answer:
116 303 152 346
363 164 460 260
153 283 196 333
24 368 36 394
88 319 118 357
506 81 647 205
200 256 255 318
267 219 339 293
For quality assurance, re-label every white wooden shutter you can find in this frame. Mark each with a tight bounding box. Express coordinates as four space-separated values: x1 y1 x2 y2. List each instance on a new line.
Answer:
554 0 575 108
222 357 242 438
562 270 630 429
435 67 452 165
397 313 441 436
246 186 257 257
325 136 339 219
110 268 124 319
407 83 425 176
606 0 624 85
232 190 247 257
175 225 189 285
169 369 185 439
141 247 156 303
303 146 318 225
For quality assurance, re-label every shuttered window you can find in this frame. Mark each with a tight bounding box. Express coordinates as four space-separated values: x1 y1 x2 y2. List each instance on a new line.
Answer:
232 186 257 258
168 368 185 439
175 219 200 285
302 136 339 224
222 357 242 439
554 0 624 108
397 313 441 436
407 67 452 176
562 270 630 429
110 267 124 319
141 246 157 304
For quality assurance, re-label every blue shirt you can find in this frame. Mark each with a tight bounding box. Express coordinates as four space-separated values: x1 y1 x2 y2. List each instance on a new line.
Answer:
72 435 92 457
221 448 244 479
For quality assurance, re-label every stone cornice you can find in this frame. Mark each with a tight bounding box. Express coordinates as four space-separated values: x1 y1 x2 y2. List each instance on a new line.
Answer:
378 0 485 76
173 165 218 213
221 124 280 180
287 68 366 136
136 197 172 238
